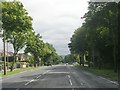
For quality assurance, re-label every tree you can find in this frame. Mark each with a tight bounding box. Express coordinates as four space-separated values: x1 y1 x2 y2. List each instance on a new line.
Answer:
0 15 1 36
7 31 30 71
1 1 33 71
25 32 44 67
42 43 60 65
68 2 119 72
64 54 75 64
25 33 60 66
2 1 33 32
68 26 87 66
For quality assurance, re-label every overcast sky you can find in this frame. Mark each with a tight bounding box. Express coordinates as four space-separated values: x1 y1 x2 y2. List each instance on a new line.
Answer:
0 0 89 55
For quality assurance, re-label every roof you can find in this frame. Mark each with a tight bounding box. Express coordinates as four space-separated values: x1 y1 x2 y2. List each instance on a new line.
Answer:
0 51 14 56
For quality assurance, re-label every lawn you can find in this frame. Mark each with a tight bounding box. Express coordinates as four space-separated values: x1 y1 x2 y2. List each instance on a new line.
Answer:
0 72 2 76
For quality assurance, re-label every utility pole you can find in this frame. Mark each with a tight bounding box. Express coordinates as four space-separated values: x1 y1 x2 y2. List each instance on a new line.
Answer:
7 42 9 70
3 30 6 75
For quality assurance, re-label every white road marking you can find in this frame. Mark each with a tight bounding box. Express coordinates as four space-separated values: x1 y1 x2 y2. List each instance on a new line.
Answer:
69 79 73 85
25 79 35 86
25 70 51 86
43 70 50 75
67 75 73 86
36 75 42 79
68 75 70 79
48 72 69 74
98 76 119 85
80 82 84 85
46 70 50 73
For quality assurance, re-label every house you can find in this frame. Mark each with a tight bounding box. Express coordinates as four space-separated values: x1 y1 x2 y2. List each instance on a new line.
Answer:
0 50 14 70
16 53 29 68
0 50 28 69
0 50 4 71
0 51 14 62
0 50 7 56
8 52 14 56
17 53 28 61
0 57 2 71
0 50 14 57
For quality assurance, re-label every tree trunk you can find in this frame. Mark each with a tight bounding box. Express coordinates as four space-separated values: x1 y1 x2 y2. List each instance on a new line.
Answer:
34 59 36 67
79 56 82 66
10 34 16 72
92 46 95 67
82 54 84 67
10 53 17 72
113 30 118 72
98 58 101 70
10 61 14 72
37 61 40 66
88 48 91 67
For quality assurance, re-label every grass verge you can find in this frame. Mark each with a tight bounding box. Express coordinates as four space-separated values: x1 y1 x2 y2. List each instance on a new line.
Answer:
0 67 40 77
75 64 118 80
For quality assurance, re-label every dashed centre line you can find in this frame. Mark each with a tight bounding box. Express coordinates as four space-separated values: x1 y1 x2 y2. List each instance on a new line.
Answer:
69 79 73 85
36 75 41 79
68 75 70 79
25 79 35 85
67 75 73 86
24 70 50 86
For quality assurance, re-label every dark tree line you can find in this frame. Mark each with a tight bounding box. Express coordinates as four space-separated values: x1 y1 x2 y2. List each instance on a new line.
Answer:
68 2 119 72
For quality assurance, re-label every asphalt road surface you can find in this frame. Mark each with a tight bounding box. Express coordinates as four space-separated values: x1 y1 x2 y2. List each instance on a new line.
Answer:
1 65 119 89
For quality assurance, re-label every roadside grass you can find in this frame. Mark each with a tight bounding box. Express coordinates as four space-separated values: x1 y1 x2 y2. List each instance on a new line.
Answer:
1 67 40 77
0 72 2 77
75 64 118 80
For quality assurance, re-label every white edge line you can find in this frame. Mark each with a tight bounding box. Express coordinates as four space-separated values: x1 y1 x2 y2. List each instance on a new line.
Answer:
98 76 119 85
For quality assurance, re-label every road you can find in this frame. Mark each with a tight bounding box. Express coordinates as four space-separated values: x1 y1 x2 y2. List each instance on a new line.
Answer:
1 65 119 90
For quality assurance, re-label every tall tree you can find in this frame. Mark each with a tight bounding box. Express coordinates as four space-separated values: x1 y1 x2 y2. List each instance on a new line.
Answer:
68 2 119 72
2 1 33 71
25 32 44 67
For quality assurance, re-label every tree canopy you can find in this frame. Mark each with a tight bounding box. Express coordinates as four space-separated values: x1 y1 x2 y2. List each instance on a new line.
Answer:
68 2 119 72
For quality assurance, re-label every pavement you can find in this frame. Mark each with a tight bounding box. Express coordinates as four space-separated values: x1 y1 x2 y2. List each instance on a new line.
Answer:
1 65 119 89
